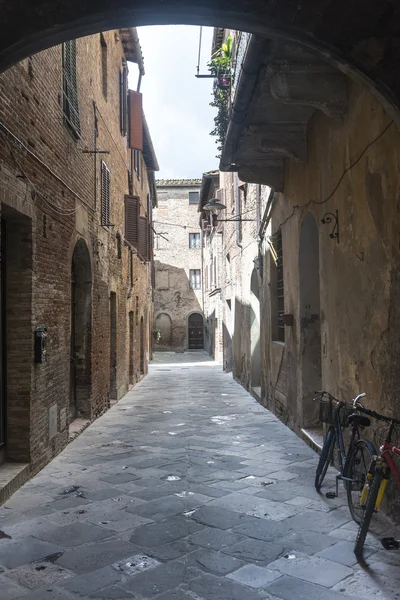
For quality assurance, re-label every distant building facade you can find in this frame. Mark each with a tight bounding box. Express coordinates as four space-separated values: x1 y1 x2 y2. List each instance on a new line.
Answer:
153 180 204 352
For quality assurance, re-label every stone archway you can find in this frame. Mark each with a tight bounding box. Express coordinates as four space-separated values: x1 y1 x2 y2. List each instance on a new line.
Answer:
299 212 321 427
0 2 399 126
155 313 172 347
250 268 261 388
70 239 92 420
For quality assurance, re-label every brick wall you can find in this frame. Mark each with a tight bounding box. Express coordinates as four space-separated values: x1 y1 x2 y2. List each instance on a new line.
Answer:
0 30 155 477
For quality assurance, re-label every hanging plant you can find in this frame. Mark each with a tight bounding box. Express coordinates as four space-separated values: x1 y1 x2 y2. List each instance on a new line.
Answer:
208 36 233 158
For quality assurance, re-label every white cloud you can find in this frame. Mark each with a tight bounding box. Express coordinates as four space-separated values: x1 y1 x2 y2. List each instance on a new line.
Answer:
128 26 219 179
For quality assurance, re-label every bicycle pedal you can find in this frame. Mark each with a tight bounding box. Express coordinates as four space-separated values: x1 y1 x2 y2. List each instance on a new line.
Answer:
381 537 400 550
325 492 337 499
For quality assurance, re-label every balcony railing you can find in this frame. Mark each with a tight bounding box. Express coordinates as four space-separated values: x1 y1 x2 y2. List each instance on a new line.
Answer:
231 32 251 102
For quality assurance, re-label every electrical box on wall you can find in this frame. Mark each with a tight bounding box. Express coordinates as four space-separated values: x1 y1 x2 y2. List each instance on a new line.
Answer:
34 325 47 363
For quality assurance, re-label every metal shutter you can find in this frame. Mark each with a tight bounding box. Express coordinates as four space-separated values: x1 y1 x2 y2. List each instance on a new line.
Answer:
101 161 110 226
124 195 140 248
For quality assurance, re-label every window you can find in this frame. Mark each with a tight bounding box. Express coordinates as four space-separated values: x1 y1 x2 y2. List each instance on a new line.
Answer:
272 231 285 343
119 64 128 136
100 33 107 99
133 149 141 181
124 195 139 248
101 161 110 226
189 191 199 205
189 233 201 249
189 269 201 290
62 40 81 137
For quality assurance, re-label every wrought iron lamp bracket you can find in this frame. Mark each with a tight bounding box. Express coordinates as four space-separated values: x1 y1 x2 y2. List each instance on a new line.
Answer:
321 210 339 243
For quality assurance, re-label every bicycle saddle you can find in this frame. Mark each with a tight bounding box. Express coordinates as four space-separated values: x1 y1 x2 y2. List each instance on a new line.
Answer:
347 414 371 428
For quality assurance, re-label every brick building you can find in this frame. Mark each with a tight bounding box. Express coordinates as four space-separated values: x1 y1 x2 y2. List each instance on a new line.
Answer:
153 180 204 352
0 28 158 500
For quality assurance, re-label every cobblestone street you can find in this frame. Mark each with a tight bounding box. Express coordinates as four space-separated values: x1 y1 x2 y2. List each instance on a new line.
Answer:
0 353 399 599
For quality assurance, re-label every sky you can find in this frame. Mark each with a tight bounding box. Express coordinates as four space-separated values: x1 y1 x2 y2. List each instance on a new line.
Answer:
128 26 218 180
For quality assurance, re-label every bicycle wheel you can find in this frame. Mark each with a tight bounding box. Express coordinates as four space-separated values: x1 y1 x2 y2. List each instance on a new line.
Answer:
354 465 383 557
346 439 376 524
315 426 335 491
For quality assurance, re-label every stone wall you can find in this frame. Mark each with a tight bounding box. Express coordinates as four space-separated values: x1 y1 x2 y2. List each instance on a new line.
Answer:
153 182 203 351
0 30 154 477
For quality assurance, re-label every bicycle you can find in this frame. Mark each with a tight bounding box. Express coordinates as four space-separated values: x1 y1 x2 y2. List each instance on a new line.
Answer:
354 408 400 557
314 392 376 523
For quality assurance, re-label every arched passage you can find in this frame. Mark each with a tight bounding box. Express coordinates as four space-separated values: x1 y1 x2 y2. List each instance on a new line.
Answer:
299 212 321 427
70 239 92 420
0 2 399 125
188 312 204 350
155 313 172 347
250 268 261 388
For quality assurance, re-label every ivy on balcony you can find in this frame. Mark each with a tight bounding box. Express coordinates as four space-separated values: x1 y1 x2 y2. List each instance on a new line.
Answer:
208 36 232 158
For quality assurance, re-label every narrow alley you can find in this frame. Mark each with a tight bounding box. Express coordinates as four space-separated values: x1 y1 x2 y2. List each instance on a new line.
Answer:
0 353 399 600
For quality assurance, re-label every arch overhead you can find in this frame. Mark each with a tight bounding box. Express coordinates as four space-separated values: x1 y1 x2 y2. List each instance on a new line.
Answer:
0 1 399 123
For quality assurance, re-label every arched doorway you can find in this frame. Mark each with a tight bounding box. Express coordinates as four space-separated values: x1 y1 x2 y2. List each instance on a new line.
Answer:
70 239 92 420
250 268 261 388
299 212 321 427
155 313 172 347
188 313 204 350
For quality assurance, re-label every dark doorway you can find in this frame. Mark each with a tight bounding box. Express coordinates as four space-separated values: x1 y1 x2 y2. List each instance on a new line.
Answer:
299 212 322 427
129 310 134 384
70 239 92 420
188 313 204 350
0 219 6 465
110 292 117 399
140 315 145 374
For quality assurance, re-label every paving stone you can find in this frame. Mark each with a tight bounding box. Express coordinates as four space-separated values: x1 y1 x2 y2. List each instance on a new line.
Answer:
189 572 266 600
226 564 282 588
316 540 375 566
146 539 199 561
222 538 284 564
19 589 71 600
120 561 187 597
285 509 350 533
268 552 353 587
232 517 293 541
36 522 112 547
130 516 202 548
5 561 73 591
100 473 140 484
0 536 64 569
83 488 127 501
88 585 135 598
331 568 400 600
179 548 244 575
56 540 138 574
208 492 299 521
0 576 27 599
59 565 121 595
48 497 92 511
266 575 362 600
126 495 186 521
279 529 337 554
190 505 250 529
188 526 245 550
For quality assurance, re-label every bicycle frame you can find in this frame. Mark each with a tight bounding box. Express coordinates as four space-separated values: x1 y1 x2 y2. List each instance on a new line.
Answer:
360 439 400 511
330 406 359 497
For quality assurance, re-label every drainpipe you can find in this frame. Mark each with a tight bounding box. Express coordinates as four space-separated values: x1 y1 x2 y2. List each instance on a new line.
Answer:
220 35 270 172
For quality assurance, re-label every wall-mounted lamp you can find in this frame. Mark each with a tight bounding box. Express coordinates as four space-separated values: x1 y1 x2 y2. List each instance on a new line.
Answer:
203 198 257 222
321 210 339 243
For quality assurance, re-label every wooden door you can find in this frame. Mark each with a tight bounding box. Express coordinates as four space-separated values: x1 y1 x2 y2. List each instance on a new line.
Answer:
188 313 204 349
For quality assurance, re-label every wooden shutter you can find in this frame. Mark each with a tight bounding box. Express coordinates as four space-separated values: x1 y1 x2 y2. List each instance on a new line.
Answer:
128 90 143 150
147 220 152 261
101 161 110 226
120 66 128 136
138 216 148 261
62 40 81 137
124 196 140 248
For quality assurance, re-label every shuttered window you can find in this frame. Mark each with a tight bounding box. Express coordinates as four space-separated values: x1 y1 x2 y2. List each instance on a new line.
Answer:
128 90 143 150
62 40 81 138
138 216 148 261
124 195 140 248
189 269 201 290
101 161 110 226
120 65 128 136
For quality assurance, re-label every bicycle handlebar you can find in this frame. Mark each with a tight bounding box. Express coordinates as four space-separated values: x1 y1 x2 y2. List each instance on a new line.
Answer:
315 390 400 426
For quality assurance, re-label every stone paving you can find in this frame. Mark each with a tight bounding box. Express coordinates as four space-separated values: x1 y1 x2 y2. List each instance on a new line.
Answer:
0 352 400 600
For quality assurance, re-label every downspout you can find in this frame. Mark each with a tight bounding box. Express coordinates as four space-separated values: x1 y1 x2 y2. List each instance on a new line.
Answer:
220 35 270 172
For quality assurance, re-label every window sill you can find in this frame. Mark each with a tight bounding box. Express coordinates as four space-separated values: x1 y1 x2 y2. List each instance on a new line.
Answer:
272 340 285 347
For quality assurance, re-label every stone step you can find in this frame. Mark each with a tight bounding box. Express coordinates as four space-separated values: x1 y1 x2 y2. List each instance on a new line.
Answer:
301 427 324 455
0 462 30 505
